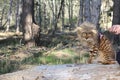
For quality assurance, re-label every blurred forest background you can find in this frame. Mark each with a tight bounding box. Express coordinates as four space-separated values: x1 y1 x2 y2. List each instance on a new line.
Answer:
0 0 120 75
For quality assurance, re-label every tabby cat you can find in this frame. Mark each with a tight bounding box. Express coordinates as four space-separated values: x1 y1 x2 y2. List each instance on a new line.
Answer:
77 22 116 64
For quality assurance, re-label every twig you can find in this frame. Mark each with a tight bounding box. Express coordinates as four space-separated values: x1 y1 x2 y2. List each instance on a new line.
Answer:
44 43 63 56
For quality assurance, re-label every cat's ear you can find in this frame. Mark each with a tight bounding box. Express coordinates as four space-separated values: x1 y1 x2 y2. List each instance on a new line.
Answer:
76 27 82 34
92 30 97 34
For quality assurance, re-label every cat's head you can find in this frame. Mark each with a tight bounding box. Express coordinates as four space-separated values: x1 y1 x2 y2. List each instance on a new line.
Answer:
77 22 98 46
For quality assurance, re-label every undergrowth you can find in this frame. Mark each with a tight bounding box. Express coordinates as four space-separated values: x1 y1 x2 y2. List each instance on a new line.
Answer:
0 32 89 74
22 48 89 65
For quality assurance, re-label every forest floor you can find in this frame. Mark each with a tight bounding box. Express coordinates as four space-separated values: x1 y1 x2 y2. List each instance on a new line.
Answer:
0 31 87 74
0 31 120 80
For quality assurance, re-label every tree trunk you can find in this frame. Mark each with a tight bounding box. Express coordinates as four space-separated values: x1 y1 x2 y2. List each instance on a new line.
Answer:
51 0 64 34
22 0 40 47
78 0 84 26
43 2 47 32
84 0 91 22
6 0 13 32
54 0 58 31
0 1 4 28
51 0 55 32
15 0 22 33
68 0 73 30
90 0 101 31
62 0 65 31
70 0 74 30
0 10 2 28
38 0 42 27
78 0 101 29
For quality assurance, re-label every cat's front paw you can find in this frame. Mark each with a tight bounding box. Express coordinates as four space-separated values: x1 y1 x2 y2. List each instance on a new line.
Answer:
97 60 116 65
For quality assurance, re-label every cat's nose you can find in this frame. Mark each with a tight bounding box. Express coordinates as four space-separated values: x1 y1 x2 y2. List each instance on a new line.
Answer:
85 37 88 39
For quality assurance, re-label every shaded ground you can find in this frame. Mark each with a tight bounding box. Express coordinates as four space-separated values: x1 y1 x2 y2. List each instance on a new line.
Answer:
0 63 120 80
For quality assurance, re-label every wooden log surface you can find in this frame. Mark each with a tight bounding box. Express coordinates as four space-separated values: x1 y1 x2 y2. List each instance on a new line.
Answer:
0 63 120 80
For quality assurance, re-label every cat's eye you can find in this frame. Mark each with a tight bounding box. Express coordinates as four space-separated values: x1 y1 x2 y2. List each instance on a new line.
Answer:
87 33 93 37
82 32 87 37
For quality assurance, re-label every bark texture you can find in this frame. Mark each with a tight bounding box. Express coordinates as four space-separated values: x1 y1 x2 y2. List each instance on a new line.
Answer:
22 0 40 47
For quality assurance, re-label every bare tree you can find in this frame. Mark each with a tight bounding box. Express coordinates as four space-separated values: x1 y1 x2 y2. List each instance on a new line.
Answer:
78 0 84 26
0 6 6 29
90 0 101 30
22 0 40 47
55 0 64 31
15 0 22 33
43 1 47 32
0 9 2 28
84 0 91 22
78 0 91 26
78 0 101 29
68 0 74 30
38 0 42 27
6 0 13 32
62 0 65 31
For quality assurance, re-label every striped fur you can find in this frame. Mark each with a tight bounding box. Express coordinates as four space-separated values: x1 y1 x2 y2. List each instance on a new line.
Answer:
77 22 116 64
